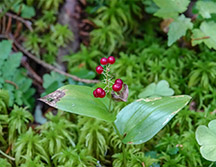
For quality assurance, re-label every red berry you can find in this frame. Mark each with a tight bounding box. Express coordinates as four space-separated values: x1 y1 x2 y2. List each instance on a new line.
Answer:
115 79 123 85
108 56 115 64
93 90 98 98
96 88 103 96
99 90 106 98
96 65 103 74
112 84 122 92
100 57 108 65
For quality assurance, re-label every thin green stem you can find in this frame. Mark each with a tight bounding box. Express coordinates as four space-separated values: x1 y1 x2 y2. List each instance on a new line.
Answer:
112 123 127 166
112 122 121 137
0 149 15 161
122 143 127 167
105 65 109 85
209 162 214 167
105 64 127 166
108 94 112 112
105 64 113 113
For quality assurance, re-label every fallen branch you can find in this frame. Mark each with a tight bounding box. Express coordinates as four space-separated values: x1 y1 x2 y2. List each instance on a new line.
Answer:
21 56 43 84
7 34 99 84
4 12 33 31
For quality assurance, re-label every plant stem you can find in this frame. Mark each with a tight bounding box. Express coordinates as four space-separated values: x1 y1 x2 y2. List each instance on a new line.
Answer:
112 122 120 137
112 123 127 166
108 98 112 113
0 149 15 161
122 143 127 167
106 64 113 113
106 63 127 165
209 162 214 167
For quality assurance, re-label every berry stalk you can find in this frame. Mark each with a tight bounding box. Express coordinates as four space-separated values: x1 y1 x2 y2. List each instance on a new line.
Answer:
93 56 124 99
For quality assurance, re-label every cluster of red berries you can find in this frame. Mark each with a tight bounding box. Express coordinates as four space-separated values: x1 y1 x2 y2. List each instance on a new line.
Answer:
112 79 123 92
93 88 106 98
93 78 124 98
96 56 115 74
93 56 124 98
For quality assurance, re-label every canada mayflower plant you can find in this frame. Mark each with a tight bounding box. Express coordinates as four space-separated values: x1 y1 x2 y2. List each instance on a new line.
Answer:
40 56 191 165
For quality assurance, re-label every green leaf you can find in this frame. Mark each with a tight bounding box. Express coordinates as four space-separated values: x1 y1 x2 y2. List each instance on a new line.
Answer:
168 146 179 155
42 72 65 96
196 1 216 18
70 68 96 79
138 80 174 98
168 15 193 46
153 0 190 19
2 53 22 79
143 0 159 14
196 119 216 161
12 3 35 19
40 85 115 122
0 158 11 167
43 71 65 89
115 95 191 144
21 5 35 18
0 40 34 108
192 21 216 50
0 40 12 61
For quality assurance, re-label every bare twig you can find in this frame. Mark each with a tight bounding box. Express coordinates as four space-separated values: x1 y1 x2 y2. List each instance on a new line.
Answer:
21 56 43 84
5 80 19 89
79 30 89 36
5 145 11 154
6 16 12 34
79 0 87 6
2 16 6 33
6 34 99 84
82 19 95 26
3 12 33 31
0 34 8 39
14 21 23 38
192 36 210 41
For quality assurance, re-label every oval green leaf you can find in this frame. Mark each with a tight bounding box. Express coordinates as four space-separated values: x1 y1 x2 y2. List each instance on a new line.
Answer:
115 95 191 144
40 85 115 122
196 119 216 161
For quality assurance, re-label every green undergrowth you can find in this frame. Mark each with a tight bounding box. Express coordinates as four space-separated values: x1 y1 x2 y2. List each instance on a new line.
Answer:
0 93 214 166
1 0 216 166
0 40 35 109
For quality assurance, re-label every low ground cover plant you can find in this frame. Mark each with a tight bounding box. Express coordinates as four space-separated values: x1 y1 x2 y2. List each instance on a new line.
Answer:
1 0 216 166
